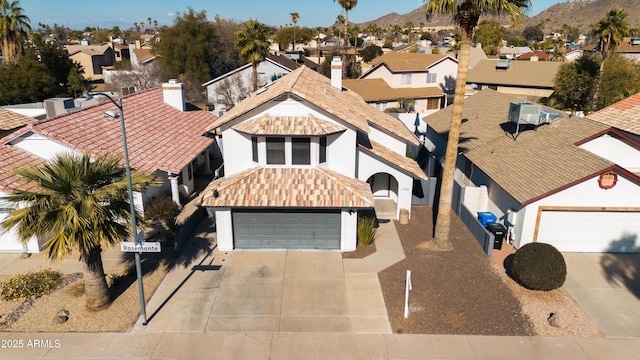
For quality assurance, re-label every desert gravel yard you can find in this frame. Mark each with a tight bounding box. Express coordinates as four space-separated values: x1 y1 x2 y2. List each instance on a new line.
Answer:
375 206 601 337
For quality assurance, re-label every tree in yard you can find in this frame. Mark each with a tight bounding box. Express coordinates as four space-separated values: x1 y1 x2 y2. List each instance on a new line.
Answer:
360 44 383 62
0 58 56 105
424 0 531 251
551 55 599 112
66 66 86 98
334 0 357 53
336 13 345 51
0 0 31 65
24 36 80 92
235 19 271 92
590 7 629 112
290 12 299 50
1 153 154 310
522 25 543 42
597 55 640 109
473 20 509 55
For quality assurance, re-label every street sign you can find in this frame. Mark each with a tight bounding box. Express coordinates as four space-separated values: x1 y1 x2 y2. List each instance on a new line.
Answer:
120 242 161 253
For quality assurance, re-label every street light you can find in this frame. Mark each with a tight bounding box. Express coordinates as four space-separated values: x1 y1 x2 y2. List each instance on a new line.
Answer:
87 91 148 325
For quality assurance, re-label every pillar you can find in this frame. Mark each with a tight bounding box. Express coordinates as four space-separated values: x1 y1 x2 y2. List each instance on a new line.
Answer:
169 173 181 207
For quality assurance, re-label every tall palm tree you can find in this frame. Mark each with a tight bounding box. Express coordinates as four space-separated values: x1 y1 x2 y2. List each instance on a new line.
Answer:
290 12 299 51
0 0 31 65
424 0 531 251
336 13 345 51
335 0 357 53
315 26 324 63
590 7 629 111
235 19 271 92
1 153 154 310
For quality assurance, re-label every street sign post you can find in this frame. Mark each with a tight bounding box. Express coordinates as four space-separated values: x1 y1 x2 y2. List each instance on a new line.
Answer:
120 242 162 253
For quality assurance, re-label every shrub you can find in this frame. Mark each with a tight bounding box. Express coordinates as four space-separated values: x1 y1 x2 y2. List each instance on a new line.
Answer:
144 196 180 223
357 211 377 247
0 270 62 300
511 242 567 291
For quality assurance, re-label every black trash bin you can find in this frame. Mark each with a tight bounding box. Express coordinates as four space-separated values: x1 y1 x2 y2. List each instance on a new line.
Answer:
486 223 507 250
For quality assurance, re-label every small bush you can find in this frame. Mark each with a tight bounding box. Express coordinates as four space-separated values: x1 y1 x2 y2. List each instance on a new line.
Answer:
357 212 377 247
144 196 180 223
511 242 567 291
0 270 62 300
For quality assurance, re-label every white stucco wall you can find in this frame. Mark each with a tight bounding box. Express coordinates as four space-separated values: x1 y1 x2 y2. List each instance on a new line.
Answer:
357 150 414 218
517 173 640 248
579 135 640 173
11 133 80 161
215 209 234 251
367 126 407 155
341 210 358 251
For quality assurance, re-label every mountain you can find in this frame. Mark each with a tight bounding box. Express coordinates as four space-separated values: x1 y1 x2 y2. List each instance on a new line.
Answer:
353 1 640 36
523 0 640 35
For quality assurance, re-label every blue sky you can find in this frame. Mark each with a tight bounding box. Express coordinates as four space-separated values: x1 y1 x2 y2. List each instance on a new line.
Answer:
22 0 559 30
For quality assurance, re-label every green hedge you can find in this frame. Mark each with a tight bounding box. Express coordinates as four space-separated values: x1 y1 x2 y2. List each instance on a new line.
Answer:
511 242 567 291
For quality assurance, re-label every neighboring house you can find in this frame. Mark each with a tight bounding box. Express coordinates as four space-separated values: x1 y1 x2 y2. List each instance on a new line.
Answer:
202 55 308 113
129 46 157 68
499 46 533 59
584 37 640 62
424 89 640 253
111 42 130 63
343 78 445 115
466 59 563 100
200 60 426 251
0 81 217 253
468 45 489 69
517 49 583 62
358 52 459 113
65 44 116 80
0 108 35 138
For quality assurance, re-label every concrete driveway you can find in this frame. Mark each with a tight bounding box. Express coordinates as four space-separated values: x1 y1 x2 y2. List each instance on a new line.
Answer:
132 217 393 334
563 252 640 337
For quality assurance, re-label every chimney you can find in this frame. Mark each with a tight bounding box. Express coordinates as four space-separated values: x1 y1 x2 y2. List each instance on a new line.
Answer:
162 79 186 112
330 56 343 90
530 55 538 62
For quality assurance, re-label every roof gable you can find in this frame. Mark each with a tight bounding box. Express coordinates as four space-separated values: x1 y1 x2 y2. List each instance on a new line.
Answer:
0 108 33 131
587 91 640 136
232 114 347 136
467 60 562 88
343 78 444 102
366 52 454 73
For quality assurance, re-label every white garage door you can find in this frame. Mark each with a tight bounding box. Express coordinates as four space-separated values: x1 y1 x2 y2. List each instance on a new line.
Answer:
537 211 640 253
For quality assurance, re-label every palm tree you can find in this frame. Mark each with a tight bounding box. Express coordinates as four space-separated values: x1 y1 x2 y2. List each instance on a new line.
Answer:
235 19 271 92
336 13 345 51
0 0 31 65
315 26 324 63
335 0 358 53
1 153 154 310
424 0 531 251
290 12 299 51
405 20 414 43
590 7 629 111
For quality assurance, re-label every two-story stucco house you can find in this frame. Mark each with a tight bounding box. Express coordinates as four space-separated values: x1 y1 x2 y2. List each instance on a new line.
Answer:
65 44 116 81
347 52 459 115
200 59 427 251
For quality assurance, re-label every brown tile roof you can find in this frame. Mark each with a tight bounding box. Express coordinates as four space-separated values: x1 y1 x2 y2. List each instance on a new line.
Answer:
0 108 33 131
427 90 615 204
0 144 44 192
368 52 452 71
232 114 346 136
267 55 304 70
23 88 214 174
586 92 640 136
360 140 427 180
200 167 374 208
65 44 112 56
466 60 563 89
207 66 419 146
343 78 443 102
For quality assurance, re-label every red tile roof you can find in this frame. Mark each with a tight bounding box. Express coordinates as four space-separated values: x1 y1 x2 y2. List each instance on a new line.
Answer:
587 92 640 136
200 167 374 208
0 144 44 192
25 88 215 174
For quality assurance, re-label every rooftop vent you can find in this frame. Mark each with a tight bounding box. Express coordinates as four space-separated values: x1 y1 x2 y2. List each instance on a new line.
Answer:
496 59 511 69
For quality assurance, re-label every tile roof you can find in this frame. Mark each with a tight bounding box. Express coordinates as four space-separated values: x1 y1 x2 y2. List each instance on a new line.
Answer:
343 78 444 102
0 144 44 192
368 52 452 71
586 92 640 136
207 66 419 146
0 108 33 131
23 88 214 174
466 60 563 89
133 49 156 63
65 44 112 56
200 167 374 208
426 90 615 204
232 114 346 136
360 140 427 180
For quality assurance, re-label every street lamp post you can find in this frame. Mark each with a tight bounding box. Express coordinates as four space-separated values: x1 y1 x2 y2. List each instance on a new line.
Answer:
87 92 147 325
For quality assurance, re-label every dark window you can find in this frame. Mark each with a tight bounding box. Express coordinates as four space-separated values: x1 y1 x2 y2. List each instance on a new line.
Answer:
292 138 311 165
319 136 327 163
188 164 193 180
251 136 258 162
266 137 285 164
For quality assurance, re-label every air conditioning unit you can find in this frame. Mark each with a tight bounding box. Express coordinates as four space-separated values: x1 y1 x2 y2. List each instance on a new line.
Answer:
509 101 542 125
